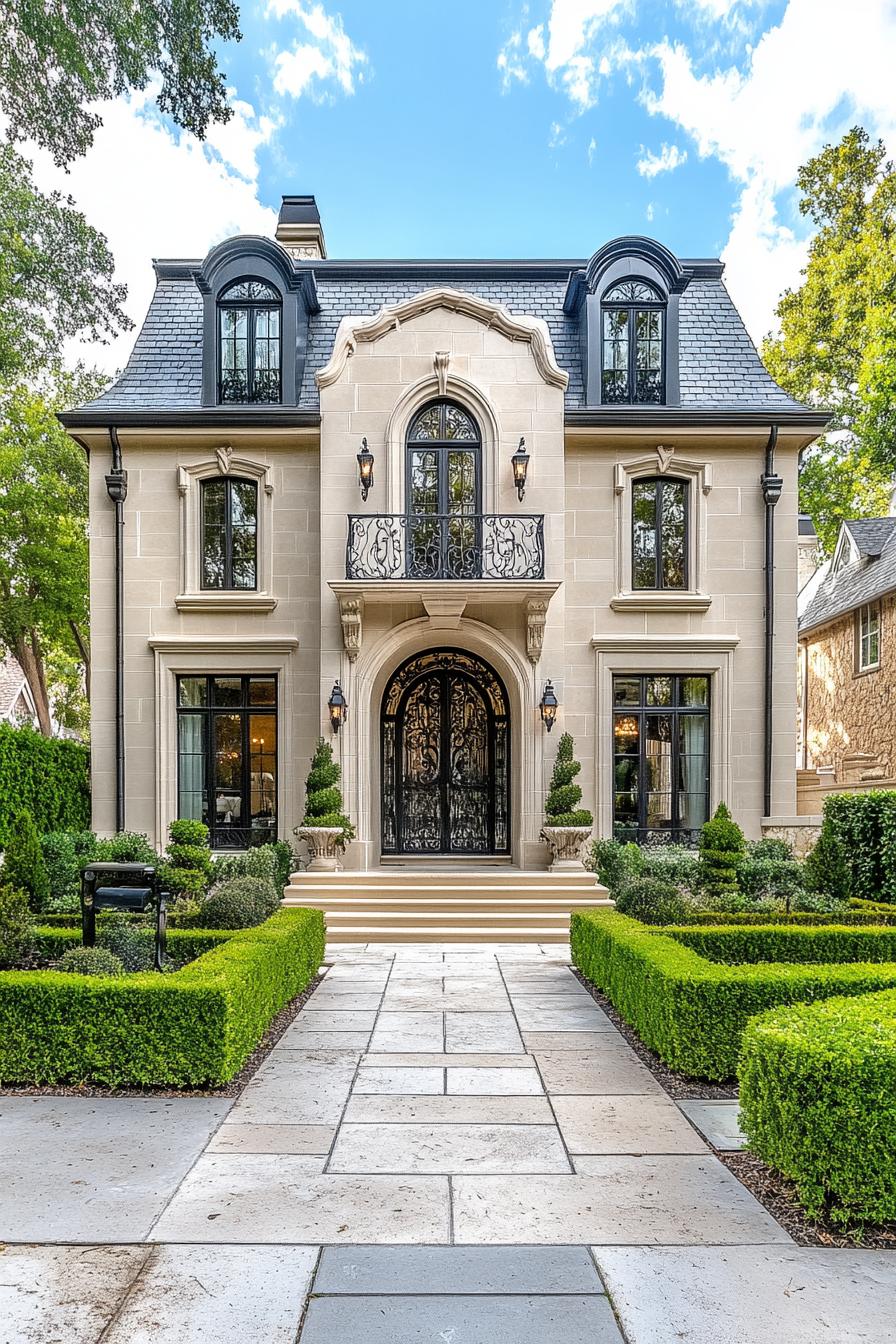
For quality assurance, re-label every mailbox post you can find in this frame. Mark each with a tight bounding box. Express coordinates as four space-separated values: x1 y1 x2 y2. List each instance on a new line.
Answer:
81 863 168 971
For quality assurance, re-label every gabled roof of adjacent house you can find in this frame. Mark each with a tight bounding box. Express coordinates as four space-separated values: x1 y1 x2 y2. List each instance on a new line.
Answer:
65 245 819 424
0 653 36 723
799 517 896 636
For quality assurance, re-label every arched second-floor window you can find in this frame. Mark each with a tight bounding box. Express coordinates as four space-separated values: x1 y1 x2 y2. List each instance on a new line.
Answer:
218 279 282 404
632 477 687 589
201 477 258 589
405 399 481 579
602 279 665 404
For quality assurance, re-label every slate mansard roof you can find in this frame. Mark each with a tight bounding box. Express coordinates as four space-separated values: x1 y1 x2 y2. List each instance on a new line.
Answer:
800 518 896 636
66 232 821 426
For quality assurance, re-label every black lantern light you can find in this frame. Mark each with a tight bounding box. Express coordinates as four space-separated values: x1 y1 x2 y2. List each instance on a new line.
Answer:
328 680 348 734
539 680 558 732
357 437 374 501
511 436 530 502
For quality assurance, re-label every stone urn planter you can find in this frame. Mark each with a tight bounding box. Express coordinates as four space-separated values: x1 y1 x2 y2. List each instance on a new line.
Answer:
296 826 345 872
541 824 593 872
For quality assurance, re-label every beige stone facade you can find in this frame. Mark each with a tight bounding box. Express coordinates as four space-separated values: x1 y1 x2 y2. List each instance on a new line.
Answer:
69 217 826 867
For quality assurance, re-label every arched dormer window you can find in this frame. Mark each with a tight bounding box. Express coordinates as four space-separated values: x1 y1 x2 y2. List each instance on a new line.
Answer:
632 476 687 589
601 279 665 404
217 279 282 404
201 476 258 589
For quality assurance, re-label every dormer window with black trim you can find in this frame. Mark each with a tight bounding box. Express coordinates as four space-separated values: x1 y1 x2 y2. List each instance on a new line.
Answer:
632 477 687 589
218 279 282 404
601 280 665 404
201 477 258 589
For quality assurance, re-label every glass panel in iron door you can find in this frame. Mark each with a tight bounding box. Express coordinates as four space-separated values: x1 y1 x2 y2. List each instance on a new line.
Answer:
399 676 443 852
446 450 478 578
408 450 440 578
447 675 490 853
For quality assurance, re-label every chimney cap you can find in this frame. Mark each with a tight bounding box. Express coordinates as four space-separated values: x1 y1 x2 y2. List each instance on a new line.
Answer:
275 194 326 259
278 194 322 226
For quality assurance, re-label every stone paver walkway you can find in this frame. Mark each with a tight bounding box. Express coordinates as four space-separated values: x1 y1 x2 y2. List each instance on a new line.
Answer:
2 942 895 1342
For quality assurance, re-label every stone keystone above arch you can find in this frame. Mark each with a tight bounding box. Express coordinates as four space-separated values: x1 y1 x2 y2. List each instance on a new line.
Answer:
315 286 570 391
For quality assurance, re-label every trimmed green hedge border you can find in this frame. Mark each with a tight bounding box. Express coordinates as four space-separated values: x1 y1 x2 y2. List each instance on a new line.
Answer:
0 724 90 846
676 909 896 926
570 909 896 1079
30 926 233 964
740 990 896 1225
0 908 325 1086
664 924 896 965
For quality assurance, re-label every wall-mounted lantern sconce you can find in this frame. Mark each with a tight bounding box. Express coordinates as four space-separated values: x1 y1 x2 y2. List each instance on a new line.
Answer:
539 680 558 732
357 438 374 502
328 680 348 734
511 437 530 502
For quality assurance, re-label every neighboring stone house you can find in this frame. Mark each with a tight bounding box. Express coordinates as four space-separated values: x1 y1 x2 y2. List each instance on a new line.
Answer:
61 196 827 881
799 517 896 791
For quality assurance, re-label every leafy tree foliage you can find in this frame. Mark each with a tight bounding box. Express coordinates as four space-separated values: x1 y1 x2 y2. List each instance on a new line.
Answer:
0 371 103 734
0 0 241 167
763 128 896 552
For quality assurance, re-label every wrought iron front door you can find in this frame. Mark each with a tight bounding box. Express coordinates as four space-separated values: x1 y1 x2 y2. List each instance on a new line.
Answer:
381 650 510 856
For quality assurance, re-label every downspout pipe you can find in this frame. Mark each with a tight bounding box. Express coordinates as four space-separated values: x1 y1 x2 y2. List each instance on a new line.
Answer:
761 426 783 820
105 428 128 832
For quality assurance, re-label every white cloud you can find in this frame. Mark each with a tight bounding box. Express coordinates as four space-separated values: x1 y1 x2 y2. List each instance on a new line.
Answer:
639 0 896 340
636 141 688 177
267 1 367 100
549 120 568 147
498 1 630 109
587 135 598 164
645 201 655 221
497 29 529 89
28 90 278 373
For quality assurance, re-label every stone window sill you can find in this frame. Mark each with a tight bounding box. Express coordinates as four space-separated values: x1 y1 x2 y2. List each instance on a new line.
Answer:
609 591 712 613
175 591 278 613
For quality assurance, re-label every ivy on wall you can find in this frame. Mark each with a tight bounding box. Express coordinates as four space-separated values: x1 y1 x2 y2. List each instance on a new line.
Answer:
0 724 89 845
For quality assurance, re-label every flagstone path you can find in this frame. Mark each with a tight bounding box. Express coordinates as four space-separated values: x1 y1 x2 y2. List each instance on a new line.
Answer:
2 941 895 1342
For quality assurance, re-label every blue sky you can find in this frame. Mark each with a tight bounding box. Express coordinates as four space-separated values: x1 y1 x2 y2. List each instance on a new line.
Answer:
32 0 896 370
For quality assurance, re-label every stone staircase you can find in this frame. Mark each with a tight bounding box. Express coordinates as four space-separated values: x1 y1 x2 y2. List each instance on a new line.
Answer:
281 866 612 942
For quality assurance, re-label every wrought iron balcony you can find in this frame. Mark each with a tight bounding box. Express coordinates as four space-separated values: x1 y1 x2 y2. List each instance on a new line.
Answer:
346 513 545 581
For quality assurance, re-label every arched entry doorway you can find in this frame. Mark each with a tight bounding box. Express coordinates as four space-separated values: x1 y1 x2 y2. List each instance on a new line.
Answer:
381 649 510 856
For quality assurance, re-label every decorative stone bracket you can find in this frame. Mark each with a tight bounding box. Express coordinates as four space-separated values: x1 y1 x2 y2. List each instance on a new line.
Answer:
526 598 548 664
339 597 364 662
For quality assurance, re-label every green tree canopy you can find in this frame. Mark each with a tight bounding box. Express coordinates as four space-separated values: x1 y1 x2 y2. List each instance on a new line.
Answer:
0 0 241 167
763 127 896 553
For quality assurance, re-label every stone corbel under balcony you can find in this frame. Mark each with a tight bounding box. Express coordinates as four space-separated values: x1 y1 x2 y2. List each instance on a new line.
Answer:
330 580 561 663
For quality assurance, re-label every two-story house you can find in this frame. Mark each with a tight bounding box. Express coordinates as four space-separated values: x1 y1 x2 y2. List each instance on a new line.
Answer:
61 196 827 932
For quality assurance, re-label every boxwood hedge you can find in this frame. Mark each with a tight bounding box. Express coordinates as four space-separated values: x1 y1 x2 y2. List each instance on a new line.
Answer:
740 990 896 1225
0 907 324 1086
665 924 896 964
570 909 896 1079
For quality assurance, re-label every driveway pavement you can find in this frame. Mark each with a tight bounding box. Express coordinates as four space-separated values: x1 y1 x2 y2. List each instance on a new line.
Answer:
2 942 894 1342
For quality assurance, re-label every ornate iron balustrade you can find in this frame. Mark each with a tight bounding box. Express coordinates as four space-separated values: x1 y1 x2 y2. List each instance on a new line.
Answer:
346 513 545 580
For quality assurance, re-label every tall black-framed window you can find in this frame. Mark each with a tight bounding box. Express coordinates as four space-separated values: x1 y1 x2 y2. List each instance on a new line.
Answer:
201 477 258 590
632 477 688 589
405 399 482 579
177 675 277 850
612 674 710 845
217 279 282 403
601 280 665 404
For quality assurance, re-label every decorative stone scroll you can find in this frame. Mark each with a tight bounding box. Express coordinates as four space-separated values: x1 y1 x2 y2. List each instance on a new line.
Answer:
526 598 548 664
339 596 364 661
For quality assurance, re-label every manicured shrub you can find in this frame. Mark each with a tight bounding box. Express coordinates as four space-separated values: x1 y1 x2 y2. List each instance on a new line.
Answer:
570 908 896 1079
665 923 896 965
639 844 700 889
614 876 687 926
213 843 279 886
159 819 213 898
589 838 644 895
0 908 325 1085
93 831 157 865
0 723 90 846
272 840 295 888
2 810 50 911
697 803 745 899
99 914 154 972
544 733 593 828
821 791 896 904
747 837 793 862
803 826 852 903
738 854 805 907
40 830 97 905
202 876 278 929
740 990 896 1225
301 739 355 842
56 946 125 977
0 885 34 968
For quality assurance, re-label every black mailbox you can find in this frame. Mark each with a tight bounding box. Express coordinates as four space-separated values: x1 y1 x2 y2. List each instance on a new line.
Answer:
81 862 168 971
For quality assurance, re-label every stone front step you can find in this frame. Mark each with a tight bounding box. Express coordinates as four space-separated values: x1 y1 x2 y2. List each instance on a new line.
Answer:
281 869 611 942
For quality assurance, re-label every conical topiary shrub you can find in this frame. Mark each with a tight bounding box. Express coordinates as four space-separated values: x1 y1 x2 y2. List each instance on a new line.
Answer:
2 810 49 911
301 739 355 845
544 733 593 828
697 802 745 900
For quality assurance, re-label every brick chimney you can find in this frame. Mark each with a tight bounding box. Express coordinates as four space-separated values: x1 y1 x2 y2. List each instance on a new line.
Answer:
275 195 327 260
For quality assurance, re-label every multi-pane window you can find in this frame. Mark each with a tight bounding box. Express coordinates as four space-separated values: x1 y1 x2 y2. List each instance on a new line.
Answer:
601 280 665 404
218 279 281 403
201 477 258 590
406 400 481 579
177 676 277 850
857 602 881 672
632 478 688 589
612 674 710 845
